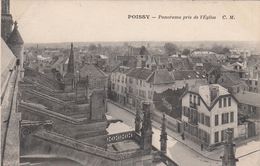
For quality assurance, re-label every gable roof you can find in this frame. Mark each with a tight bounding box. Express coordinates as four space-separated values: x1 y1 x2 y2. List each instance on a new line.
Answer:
182 84 238 111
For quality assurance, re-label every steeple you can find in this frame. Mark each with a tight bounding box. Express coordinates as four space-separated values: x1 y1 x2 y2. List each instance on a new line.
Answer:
64 43 76 91
1 0 13 41
7 21 24 46
160 113 167 154
221 128 238 166
141 102 153 154
67 43 75 74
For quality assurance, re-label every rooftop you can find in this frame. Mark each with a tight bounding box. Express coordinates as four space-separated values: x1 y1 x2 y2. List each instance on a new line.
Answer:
126 68 153 80
189 84 230 108
234 91 260 107
79 64 107 78
148 69 175 85
171 70 206 80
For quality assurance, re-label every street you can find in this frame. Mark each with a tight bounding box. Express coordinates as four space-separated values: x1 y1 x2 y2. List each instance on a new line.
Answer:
106 102 221 166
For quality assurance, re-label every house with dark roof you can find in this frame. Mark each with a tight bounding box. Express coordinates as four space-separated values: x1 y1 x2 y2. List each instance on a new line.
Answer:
234 92 260 137
217 72 248 94
171 70 207 89
181 84 239 150
79 63 108 90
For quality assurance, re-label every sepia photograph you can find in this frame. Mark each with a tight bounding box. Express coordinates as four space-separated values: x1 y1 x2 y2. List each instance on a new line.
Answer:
1 0 260 166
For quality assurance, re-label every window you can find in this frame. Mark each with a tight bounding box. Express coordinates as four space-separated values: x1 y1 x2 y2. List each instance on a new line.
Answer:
215 131 219 143
190 94 192 103
205 116 210 127
224 98 227 107
228 97 231 106
219 98 222 108
221 130 225 141
230 112 234 123
222 113 229 124
193 95 196 104
215 115 219 126
198 97 200 106
201 113 205 124
129 78 133 84
230 128 234 138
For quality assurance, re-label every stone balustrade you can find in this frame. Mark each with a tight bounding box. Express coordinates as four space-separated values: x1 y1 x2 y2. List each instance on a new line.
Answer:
107 131 136 144
34 129 144 161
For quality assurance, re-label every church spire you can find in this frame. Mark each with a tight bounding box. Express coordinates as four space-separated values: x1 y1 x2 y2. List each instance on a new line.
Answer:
67 43 75 74
160 113 167 154
221 128 238 166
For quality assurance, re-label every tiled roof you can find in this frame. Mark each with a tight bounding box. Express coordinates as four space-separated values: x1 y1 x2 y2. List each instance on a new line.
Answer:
79 64 107 78
126 68 153 80
218 72 247 87
147 69 174 85
171 70 206 80
234 92 260 107
112 66 132 74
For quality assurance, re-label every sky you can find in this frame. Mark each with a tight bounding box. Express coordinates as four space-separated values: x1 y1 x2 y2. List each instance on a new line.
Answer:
10 0 260 43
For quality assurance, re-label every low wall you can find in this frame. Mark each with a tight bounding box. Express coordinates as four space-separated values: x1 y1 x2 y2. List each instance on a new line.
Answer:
152 109 181 133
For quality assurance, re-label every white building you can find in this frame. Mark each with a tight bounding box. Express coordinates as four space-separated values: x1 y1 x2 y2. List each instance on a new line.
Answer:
110 66 131 105
110 67 175 109
181 84 238 150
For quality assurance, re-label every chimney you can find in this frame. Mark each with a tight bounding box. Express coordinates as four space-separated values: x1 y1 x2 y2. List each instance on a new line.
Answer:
210 85 219 102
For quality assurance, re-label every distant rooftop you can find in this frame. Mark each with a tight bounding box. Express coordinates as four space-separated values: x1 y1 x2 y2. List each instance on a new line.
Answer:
171 70 206 80
127 68 153 80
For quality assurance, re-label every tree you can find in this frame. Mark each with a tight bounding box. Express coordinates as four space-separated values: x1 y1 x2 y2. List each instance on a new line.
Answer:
164 43 178 56
89 44 97 51
182 49 190 55
211 45 230 54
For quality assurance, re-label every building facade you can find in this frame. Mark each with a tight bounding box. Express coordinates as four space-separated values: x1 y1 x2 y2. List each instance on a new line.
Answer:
181 84 238 150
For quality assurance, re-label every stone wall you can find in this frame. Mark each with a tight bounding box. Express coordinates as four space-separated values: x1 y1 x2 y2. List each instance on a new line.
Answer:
21 130 152 166
20 103 108 148
90 89 106 120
